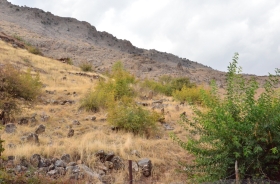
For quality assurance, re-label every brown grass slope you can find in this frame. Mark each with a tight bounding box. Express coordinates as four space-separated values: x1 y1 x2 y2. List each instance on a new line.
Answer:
0 40 197 183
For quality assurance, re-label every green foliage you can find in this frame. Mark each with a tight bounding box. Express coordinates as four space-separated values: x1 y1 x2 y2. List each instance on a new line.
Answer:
65 58 73 65
26 45 43 55
80 61 135 111
80 81 114 112
81 61 157 135
142 75 195 96
107 98 159 135
0 64 42 124
79 62 93 72
171 53 280 182
172 86 208 104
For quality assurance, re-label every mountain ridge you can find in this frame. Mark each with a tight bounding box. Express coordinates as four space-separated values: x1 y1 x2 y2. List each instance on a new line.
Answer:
0 0 270 86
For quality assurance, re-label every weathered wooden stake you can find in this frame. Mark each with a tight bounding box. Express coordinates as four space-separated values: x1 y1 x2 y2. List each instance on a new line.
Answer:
235 160 239 184
129 160 133 184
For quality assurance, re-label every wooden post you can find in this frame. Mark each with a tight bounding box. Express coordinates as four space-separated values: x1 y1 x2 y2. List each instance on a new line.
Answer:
129 160 133 184
235 160 239 184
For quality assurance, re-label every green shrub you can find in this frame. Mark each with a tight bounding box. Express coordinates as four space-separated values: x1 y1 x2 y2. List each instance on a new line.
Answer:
142 76 195 96
79 62 93 72
107 99 159 135
80 81 114 112
27 45 42 55
0 65 42 124
171 53 280 182
172 86 207 104
80 61 135 111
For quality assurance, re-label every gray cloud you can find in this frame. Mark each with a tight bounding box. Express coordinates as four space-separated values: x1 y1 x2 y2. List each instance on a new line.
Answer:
9 0 280 75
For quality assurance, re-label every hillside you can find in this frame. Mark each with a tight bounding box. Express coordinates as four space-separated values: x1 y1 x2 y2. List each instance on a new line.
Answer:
0 39 197 183
0 0 232 85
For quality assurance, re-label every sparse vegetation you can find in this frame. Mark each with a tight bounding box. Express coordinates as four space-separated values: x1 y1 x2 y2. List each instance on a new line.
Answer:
142 75 196 96
79 62 93 72
13 34 43 55
0 64 42 123
108 99 159 136
171 53 280 182
172 85 210 104
81 61 159 135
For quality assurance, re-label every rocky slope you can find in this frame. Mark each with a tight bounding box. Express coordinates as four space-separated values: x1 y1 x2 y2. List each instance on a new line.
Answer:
0 0 230 85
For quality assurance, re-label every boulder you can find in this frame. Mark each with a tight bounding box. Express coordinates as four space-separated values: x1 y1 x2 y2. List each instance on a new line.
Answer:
138 158 152 177
61 154 71 163
5 123 17 133
55 160 66 168
67 129 74 137
35 124 45 134
78 164 100 180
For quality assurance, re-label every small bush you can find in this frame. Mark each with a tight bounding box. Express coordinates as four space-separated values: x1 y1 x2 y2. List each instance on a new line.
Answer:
26 45 42 55
172 86 209 104
171 53 280 182
80 61 135 111
80 81 114 112
107 100 159 135
79 62 93 72
0 64 42 123
142 76 195 96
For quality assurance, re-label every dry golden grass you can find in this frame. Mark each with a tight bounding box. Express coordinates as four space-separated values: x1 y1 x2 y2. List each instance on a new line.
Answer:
0 40 195 183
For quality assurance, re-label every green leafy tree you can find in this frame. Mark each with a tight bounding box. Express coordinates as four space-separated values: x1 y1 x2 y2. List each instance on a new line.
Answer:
171 53 280 182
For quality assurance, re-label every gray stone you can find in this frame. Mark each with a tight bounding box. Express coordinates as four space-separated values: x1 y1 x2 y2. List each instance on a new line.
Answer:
47 169 58 176
132 161 139 172
138 158 152 177
72 120 80 125
56 167 66 175
30 154 41 167
61 154 71 163
111 156 123 170
35 124 45 134
78 164 100 179
55 160 66 168
163 123 174 130
5 123 17 133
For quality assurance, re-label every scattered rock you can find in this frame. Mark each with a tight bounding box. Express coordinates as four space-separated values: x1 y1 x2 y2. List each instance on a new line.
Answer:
5 123 17 133
78 164 100 180
18 117 29 125
55 160 66 168
138 158 152 177
61 154 71 163
163 123 174 130
132 161 139 172
111 156 123 170
67 129 74 137
30 154 41 167
21 133 39 144
72 120 80 125
35 124 45 134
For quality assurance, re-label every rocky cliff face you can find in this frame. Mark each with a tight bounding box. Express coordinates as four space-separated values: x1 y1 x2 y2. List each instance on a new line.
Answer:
1 0 268 86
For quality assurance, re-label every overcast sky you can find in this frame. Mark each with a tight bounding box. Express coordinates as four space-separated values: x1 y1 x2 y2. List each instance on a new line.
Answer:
8 0 280 75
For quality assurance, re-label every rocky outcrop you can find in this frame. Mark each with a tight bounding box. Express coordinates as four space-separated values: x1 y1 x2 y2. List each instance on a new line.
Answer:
0 151 153 183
